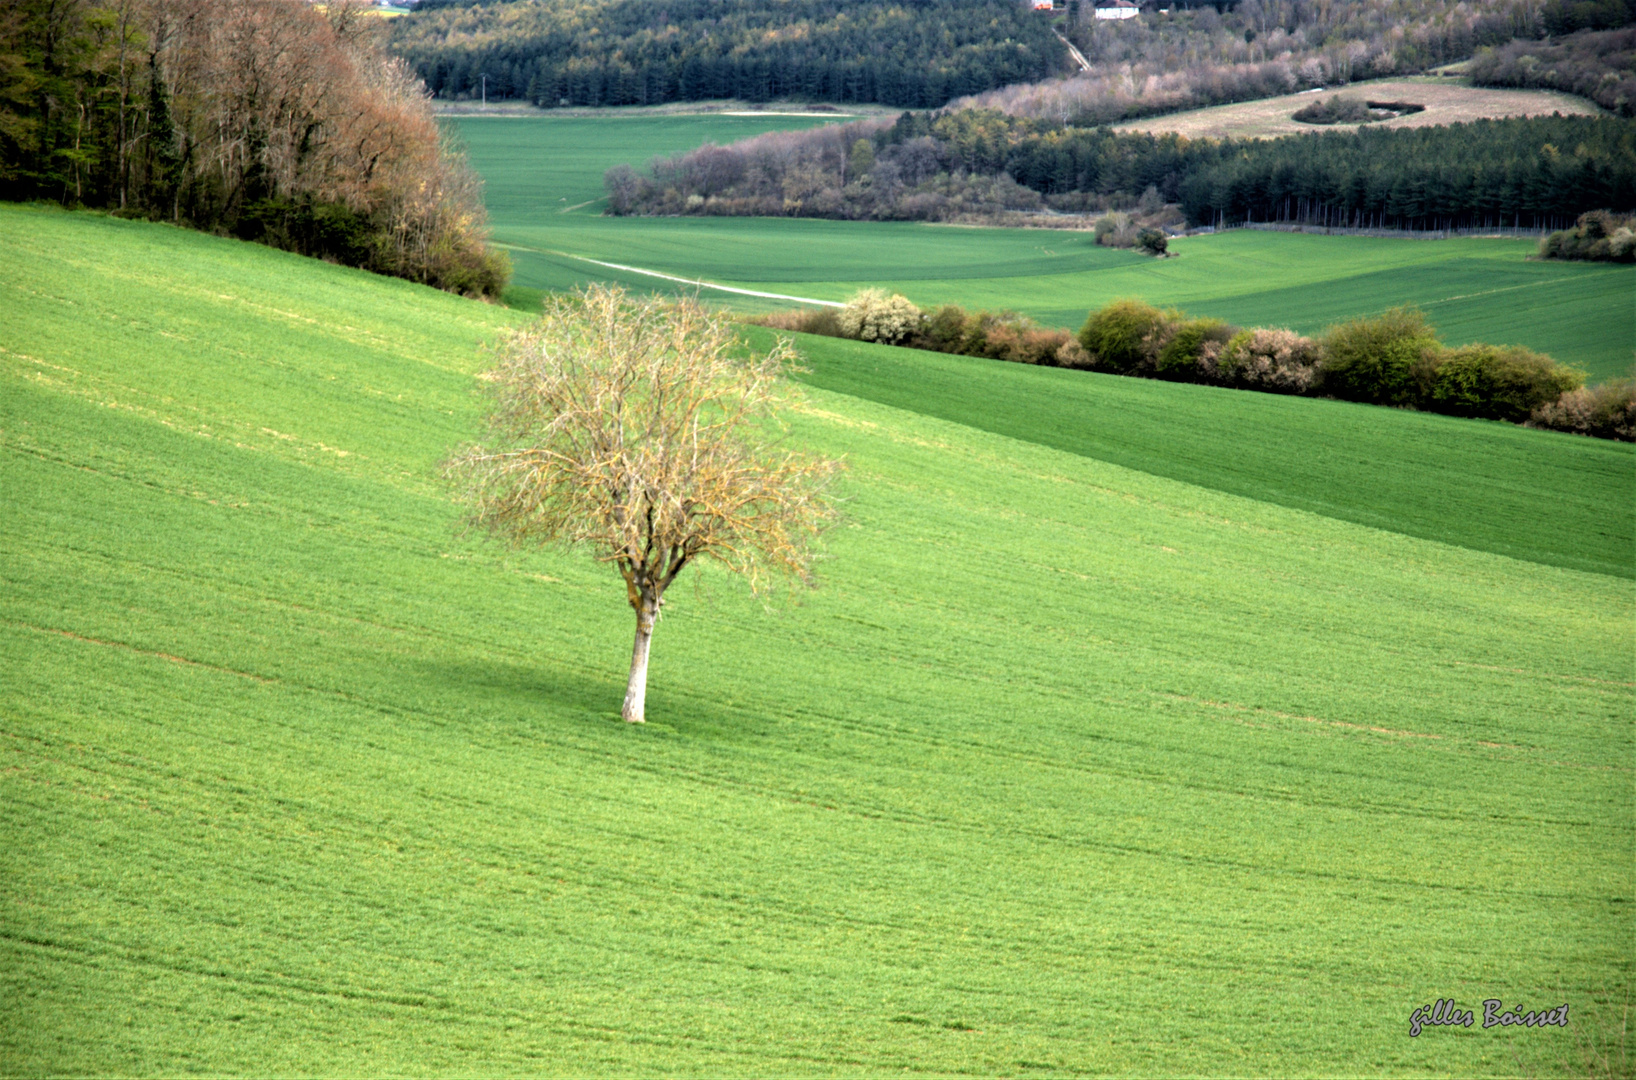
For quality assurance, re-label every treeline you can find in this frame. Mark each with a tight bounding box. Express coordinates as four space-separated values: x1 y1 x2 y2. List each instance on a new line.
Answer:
1469 27 1636 116
609 111 1636 231
1166 117 1636 230
389 0 1067 109
962 0 1551 127
759 292 1635 440
1 0 508 297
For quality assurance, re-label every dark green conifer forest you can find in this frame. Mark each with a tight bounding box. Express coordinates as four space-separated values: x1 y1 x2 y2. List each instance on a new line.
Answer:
392 0 1068 109
616 111 1636 232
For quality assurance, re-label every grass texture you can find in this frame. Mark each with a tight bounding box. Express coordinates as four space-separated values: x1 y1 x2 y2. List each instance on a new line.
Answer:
1 204 1632 1075
456 115 1636 382
750 327 1636 580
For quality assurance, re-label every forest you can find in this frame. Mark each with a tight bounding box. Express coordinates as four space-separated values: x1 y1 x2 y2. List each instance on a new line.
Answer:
985 0 1539 125
952 0 1632 126
1168 117 1636 228
0 0 507 296
609 110 1636 232
388 0 1621 115
389 0 1068 109
1468 26 1636 115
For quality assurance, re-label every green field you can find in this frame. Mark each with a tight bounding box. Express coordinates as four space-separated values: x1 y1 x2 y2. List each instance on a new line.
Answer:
458 115 1636 382
747 328 1634 579
4 204 1632 1074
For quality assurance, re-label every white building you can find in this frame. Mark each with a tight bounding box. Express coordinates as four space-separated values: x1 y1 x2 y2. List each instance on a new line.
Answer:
1094 0 1140 19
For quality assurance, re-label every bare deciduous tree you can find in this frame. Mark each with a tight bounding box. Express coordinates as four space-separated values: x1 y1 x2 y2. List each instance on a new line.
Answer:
447 285 843 723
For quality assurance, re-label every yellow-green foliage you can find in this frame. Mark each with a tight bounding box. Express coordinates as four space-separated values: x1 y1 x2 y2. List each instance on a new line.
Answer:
1319 305 1442 405
1076 298 1175 374
1069 300 1615 437
1155 317 1230 378
1429 343 1584 423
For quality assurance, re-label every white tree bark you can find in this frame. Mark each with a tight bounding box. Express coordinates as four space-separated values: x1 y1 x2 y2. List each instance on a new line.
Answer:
621 599 657 723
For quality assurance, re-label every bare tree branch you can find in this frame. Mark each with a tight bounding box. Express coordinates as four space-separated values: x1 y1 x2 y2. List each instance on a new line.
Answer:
446 285 844 723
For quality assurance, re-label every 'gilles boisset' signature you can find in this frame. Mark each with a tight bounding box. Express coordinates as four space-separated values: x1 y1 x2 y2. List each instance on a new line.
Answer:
1410 999 1569 1036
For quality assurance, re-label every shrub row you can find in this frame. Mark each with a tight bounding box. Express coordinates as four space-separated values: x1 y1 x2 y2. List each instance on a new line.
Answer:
756 291 1633 441
1080 301 1622 434
1538 210 1636 263
758 290 1077 367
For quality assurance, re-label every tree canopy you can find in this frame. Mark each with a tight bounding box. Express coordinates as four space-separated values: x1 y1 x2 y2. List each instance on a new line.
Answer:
0 0 508 296
446 286 843 722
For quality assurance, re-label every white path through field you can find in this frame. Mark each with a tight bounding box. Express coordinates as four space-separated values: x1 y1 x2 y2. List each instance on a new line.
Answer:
502 243 845 307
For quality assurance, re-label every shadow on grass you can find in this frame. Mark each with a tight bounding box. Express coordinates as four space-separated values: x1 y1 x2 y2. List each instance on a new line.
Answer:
409 653 769 745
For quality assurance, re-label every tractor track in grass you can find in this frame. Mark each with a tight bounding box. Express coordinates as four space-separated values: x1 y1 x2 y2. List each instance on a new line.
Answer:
497 244 845 307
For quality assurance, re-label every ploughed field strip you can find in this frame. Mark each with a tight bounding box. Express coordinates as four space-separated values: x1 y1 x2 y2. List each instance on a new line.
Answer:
456 116 1636 383
1 206 1631 1074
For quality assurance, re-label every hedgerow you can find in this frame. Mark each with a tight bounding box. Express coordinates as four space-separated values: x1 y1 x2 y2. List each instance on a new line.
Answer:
757 291 1628 440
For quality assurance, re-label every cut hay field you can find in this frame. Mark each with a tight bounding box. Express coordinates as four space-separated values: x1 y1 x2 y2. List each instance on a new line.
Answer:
1111 77 1602 141
3 204 1632 1075
458 116 1636 382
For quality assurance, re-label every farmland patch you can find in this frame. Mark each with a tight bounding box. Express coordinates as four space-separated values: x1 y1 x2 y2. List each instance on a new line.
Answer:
1112 77 1603 141
453 116 1635 381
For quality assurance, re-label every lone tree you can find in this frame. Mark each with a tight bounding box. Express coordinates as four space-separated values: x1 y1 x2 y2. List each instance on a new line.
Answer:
447 285 842 723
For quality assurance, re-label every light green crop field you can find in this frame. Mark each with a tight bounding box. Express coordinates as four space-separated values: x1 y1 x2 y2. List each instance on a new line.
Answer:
458 115 1636 382
2 205 1633 1075
742 328 1635 580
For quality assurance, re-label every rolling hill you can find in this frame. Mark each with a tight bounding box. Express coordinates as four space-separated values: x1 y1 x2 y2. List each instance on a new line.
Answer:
2 204 1631 1075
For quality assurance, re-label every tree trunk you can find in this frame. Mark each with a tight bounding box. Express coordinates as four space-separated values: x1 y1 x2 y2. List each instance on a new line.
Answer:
621 599 657 723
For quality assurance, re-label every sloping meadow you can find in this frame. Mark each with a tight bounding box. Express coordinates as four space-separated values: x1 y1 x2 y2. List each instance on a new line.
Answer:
1 206 1631 1074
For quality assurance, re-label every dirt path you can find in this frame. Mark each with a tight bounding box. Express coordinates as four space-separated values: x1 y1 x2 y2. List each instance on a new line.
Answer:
499 244 845 306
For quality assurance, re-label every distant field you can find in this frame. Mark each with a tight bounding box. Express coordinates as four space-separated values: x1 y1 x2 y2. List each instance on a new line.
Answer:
4 205 1631 1075
456 112 843 226
457 115 1635 381
1112 77 1603 141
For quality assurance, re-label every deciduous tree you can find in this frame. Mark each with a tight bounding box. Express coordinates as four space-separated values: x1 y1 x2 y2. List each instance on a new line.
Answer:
447 285 843 723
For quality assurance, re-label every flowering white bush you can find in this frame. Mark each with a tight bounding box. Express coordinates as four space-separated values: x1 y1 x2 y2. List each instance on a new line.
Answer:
838 289 923 345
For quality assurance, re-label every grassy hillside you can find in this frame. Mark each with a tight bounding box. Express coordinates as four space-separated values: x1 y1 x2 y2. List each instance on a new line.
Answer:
456 116 1636 381
3 205 1632 1075
750 328 1635 580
